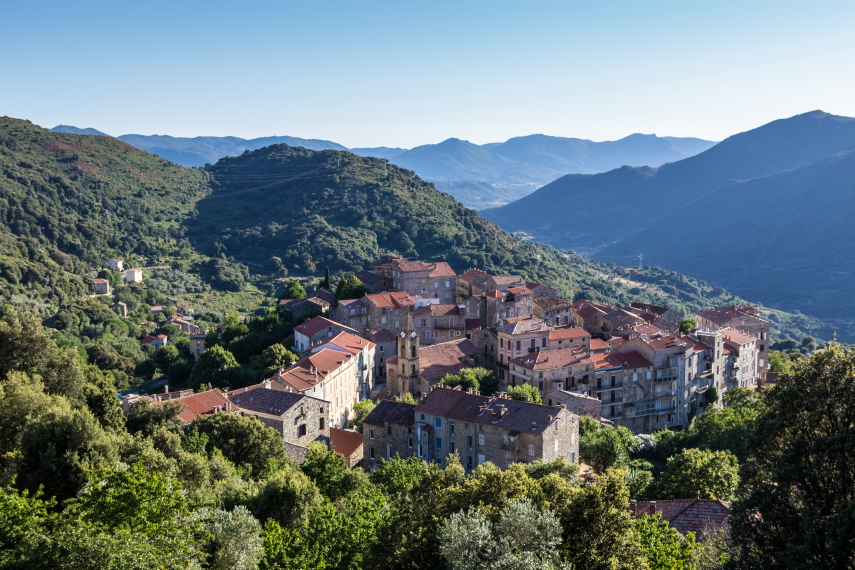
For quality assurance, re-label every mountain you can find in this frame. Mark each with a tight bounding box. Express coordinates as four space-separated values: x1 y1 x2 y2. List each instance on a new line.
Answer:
598 150 855 323
49 125 715 209
2 117 845 340
389 138 561 185
487 133 716 174
51 125 110 136
482 111 855 251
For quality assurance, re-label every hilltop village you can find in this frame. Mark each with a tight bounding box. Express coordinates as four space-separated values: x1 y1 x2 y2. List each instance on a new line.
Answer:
122 256 769 485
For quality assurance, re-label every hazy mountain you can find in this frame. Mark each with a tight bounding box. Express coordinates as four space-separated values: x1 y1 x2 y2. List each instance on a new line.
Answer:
482 111 855 250
598 150 855 323
51 125 110 136
349 146 407 160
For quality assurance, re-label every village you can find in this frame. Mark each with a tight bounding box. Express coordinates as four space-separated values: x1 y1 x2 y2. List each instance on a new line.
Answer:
106 255 771 537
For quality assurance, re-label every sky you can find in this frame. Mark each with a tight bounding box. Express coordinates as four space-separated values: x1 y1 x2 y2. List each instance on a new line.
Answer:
3 0 855 148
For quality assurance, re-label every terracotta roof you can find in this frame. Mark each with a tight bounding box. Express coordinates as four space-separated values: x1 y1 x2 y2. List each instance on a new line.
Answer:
309 331 374 355
590 338 611 351
330 427 364 458
609 350 654 369
490 275 524 286
365 291 418 309
525 281 552 291
509 347 592 370
393 259 456 278
363 399 416 427
496 316 551 335
577 305 607 318
506 287 532 296
417 387 564 434
152 389 237 424
412 304 461 318
419 339 484 383
631 500 731 537
228 386 305 416
94 278 109 284
337 298 366 309
274 348 353 391
485 290 505 298
549 327 591 340
459 268 486 282
295 316 347 338
719 327 756 345
638 331 692 351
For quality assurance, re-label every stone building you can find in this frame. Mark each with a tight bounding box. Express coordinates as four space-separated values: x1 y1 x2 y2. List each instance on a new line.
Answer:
495 316 553 384
228 385 330 451
93 278 111 296
303 331 377 399
694 305 770 374
533 297 579 327
573 301 612 334
719 328 759 389
330 427 365 468
548 327 592 351
507 346 594 398
367 329 397 383
390 258 457 302
546 390 602 421
363 387 580 471
412 303 466 345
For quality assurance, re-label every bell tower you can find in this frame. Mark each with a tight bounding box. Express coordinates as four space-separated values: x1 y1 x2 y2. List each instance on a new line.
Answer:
390 313 420 398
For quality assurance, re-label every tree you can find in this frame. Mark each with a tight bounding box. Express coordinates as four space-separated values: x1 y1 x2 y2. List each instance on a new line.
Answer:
439 498 572 570
633 513 699 570
660 448 739 501
352 399 376 433
322 266 331 289
579 417 638 473
507 384 543 404
705 384 718 406
193 413 286 477
255 344 297 377
731 345 855 568
679 317 696 335
282 280 306 301
299 441 367 500
126 400 184 436
440 367 499 396
198 506 263 570
768 350 792 374
189 345 240 389
204 327 221 349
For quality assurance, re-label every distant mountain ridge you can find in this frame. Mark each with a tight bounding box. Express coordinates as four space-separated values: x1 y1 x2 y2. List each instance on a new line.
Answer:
50 124 715 208
483 110 855 250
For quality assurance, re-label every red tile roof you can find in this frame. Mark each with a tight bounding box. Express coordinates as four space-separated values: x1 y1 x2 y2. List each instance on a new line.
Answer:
549 327 591 340
485 290 504 298
394 259 456 278
609 350 654 369
458 268 486 282
365 291 418 309
309 331 375 355
419 339 484 383
509 347 591 370
152 389 237 424
412 304 461 318
534 297 572 309
577 305 607 318
465 319 482 331
274 348 353 391
506 287 532 296
330 427 364 458
589 338 611 351
369 329 396 342
295 316 356 338
496 316 551 335
719 327 756 345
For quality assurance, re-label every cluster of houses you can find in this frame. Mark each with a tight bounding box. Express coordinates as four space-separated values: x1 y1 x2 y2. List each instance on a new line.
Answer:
118 255 756 539
92 259 144 297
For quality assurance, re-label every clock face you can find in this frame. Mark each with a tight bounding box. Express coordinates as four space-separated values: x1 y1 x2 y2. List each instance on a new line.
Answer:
400 331 406 338
411 331 417 339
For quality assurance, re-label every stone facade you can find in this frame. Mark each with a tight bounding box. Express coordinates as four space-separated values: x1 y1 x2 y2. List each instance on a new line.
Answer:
695 305 770 374
391 258 457 302
412 304 466 346
229 385 330 447
293 316 358 353
495 316 552 385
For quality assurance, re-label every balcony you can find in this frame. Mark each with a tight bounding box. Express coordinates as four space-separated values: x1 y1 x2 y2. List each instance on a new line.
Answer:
656 368 678 382
595 383 623 392
654 388 676 398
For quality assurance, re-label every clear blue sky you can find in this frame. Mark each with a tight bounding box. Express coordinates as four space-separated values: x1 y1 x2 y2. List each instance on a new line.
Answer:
3 0 854 147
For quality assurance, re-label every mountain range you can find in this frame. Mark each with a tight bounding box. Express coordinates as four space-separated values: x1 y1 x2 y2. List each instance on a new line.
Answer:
49 124 715 208
482 110 855 325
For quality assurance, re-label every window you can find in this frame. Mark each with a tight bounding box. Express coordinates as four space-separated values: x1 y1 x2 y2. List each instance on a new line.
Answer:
478 433 485 446
408 438 413 448
478 453 486 465
370 448 375 460
450 422 455 434
467 435 473 448
435 417 442 428
516 340 521 351
433 330 439 339
298 424 307 437
386 444 392 459
421 413 425 420
425 331 431 339
387 425 392 435
369 429 374 440
467 456 473 469
436 437 442 449
379 345 384 353
530 338 536 348
538 380 544 390
319 417 325 430
500 338 504 349
542 337 547 347
381 316 387 324
450 442 455 453
528 444 535 456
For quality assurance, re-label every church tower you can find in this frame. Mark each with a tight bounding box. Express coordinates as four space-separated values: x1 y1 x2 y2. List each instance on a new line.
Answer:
390 313 420 398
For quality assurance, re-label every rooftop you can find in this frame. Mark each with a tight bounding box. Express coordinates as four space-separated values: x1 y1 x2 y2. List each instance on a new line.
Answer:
509 347 592 370
496 316 551 335
294 316 356 338
330 427 364 458
419 338 484 383
228 386 305 416
363 399 416 427
151 389 237 424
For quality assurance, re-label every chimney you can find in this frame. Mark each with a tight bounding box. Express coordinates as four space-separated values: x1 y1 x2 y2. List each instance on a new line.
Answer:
649 501 656 515
163 384 169 394
263 378 271 389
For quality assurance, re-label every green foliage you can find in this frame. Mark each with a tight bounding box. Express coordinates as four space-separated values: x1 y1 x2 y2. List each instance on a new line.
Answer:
660 448 739 501
189 345 240 389
679 317 696 335
633 513 699 570
507 383 543 404
300 441 368 500
440 367 499 396
731 344 855 568
193 412 286 477
198 505 263 570
579 417 638 473
705 385 718 405
126 400 184 436
334 274 368 304
438 498 572 570
768 350 794 373
352 399 377 433
254 343 297 378
281 279 306 301
207 259 249 292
